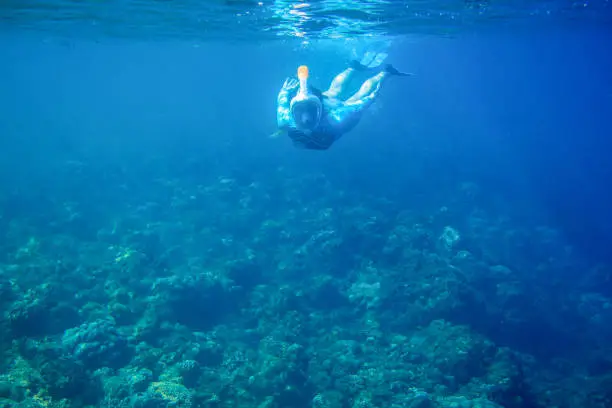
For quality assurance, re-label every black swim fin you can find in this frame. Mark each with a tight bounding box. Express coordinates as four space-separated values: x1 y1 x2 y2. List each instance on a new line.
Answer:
384 64 413 77
350 52 389 71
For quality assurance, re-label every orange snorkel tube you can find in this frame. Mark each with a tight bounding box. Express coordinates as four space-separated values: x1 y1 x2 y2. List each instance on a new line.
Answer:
298 65 309 80
297 65 309 98
290 64 322 132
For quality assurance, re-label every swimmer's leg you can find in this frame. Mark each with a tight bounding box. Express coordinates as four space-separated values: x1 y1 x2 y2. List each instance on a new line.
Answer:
331 83 384 136
345 71 388 104
345 64 411 104
323 67 356 99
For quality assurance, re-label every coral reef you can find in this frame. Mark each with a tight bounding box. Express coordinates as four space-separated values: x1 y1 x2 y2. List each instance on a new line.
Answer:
1 158 610 408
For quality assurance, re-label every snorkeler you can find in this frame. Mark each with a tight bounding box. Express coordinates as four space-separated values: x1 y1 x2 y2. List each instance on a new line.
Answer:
275 52 411 150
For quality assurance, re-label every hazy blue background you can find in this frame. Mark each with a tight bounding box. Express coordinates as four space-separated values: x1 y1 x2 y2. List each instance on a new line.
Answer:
2 5 612 406
1 21 611 268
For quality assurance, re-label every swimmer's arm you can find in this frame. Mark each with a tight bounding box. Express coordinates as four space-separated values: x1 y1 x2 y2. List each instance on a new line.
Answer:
276 78 298 129
276 90 292 129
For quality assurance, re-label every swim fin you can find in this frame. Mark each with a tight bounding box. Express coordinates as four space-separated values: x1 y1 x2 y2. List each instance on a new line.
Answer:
351 51 389 71
384 64 413 77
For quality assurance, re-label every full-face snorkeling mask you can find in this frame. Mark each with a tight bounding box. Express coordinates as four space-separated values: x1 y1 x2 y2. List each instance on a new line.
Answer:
290 65 322 133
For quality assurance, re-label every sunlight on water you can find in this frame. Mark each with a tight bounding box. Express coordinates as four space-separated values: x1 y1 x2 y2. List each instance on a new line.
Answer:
0 0 609 41
268 0 392 41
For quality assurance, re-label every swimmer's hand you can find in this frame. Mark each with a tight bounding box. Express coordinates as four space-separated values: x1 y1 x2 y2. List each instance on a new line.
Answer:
282 77 299 91
273 77 299 139
269 129 284 139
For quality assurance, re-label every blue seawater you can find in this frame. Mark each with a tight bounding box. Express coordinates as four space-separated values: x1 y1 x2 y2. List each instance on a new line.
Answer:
0 1 611 408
